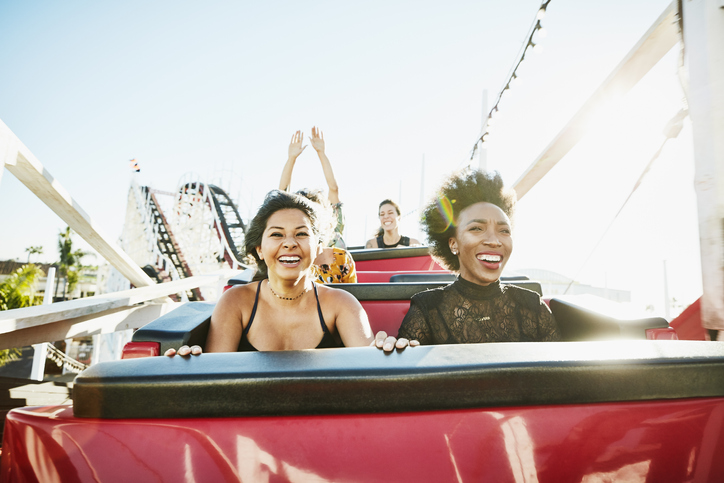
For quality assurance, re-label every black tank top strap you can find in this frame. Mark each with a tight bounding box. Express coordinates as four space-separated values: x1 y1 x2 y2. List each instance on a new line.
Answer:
243 280 263 336
400 236 410 246
312 282 330 334
376 235 385 248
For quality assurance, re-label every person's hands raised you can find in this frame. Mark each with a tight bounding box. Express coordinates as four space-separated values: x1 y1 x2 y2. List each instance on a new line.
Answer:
309 126 325 153
288 130 307 160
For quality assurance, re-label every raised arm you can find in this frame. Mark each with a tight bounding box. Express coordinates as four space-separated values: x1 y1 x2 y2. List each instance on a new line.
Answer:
279 130 306 191
328 288 374 347
309 126 340 205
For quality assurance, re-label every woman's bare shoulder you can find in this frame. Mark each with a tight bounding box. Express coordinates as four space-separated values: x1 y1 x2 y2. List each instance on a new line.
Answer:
316 283 358 305
216 282 260 309
365 238 378 248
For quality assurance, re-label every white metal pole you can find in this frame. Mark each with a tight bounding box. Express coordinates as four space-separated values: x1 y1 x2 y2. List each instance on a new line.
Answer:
30 344 47 381
682 0 724 334
663 260 671 320
419 155 426 243
43 266 56 305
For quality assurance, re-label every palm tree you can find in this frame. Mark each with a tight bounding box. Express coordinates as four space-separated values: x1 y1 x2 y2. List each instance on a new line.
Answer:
25 245 44 263
58 227 88 300
0 264 45 367
0 263 45 310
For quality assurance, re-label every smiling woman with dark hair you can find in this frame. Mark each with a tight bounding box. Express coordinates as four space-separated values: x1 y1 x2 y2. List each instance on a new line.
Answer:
396 169 559 345
365 199 421 248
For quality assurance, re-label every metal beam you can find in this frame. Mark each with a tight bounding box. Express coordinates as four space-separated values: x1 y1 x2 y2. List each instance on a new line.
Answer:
0 269 238 337
682 0 724 334
513 1 680 199
0 118 155 287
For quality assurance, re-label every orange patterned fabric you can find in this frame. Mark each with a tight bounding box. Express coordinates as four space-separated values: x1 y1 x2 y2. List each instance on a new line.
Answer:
312 247 357 284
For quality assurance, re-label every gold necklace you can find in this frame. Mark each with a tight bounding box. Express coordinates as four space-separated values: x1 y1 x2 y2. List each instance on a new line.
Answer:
268 281 309 301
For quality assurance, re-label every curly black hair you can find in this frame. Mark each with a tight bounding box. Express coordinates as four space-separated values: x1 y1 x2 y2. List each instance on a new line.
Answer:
244 190 325 278
422 170 516 271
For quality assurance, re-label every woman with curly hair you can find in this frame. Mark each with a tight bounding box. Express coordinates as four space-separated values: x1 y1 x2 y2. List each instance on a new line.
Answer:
396 170 559 345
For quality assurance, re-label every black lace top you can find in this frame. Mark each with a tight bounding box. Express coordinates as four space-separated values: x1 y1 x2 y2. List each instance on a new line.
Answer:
397 277 560 344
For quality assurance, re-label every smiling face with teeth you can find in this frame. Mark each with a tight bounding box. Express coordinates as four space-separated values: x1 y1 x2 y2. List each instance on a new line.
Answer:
256 208 320 282
378 203 401 233
449 202 513 286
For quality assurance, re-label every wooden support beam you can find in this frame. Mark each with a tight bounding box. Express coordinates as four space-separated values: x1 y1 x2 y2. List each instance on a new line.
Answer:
0 269 239 349
0 119 155 288
0 303 181 350
682 0 724 333
513 2 680 199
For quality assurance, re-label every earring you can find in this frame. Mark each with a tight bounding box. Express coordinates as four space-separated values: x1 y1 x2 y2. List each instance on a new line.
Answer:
451 249 457 255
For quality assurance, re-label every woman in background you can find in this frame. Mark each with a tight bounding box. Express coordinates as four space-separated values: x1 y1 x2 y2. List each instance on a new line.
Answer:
365 199 421 248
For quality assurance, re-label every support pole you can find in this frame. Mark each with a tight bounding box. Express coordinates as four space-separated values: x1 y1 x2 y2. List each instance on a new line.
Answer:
513 2 679 199
682 0 724 334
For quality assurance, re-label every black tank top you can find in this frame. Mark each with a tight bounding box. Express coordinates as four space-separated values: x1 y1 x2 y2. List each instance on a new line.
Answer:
376 235 410 248
237 281 343 351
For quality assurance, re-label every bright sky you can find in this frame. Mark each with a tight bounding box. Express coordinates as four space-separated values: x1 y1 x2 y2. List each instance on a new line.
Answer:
0 0 700 315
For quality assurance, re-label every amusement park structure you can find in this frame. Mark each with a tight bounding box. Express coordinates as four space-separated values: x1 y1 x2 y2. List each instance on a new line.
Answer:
119 175 248 301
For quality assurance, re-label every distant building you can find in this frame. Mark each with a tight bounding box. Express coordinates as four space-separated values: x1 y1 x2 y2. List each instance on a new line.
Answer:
511 268 630 303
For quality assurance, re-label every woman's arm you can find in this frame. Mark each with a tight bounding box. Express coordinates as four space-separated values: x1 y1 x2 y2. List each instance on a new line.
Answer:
279 130 306 191
396 298 432 344
329 288 374 346
365 238 378 249
309 127 340 205
205 287 246 352
536 301 561 342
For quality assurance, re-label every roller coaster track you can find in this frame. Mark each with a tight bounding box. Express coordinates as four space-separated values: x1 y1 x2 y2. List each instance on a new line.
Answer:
144 187 203 301
208 184 246 265
118 176 248 301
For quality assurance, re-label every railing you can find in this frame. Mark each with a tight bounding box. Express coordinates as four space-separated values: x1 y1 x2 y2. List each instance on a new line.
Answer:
0 269 240 350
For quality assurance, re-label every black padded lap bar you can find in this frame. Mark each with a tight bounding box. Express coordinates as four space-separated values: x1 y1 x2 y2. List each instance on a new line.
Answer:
73 341 724 419
550 298 669 341
131 302 215 355
390 273 457 283
349 246 431 261
332 282 448 300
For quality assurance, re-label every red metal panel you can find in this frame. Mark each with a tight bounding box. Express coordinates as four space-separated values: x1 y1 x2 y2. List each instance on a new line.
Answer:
670 298 707 340
354 255 444 272
359 300 410 335
121 342 160 359
646 327 679 340
3 398 724 482
356 270 448 283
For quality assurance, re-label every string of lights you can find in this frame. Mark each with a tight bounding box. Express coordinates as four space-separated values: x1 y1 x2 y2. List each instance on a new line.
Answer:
470 0 552 160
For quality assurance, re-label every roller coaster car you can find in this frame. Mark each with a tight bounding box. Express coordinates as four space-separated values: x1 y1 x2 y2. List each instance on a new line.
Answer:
3 249 724 481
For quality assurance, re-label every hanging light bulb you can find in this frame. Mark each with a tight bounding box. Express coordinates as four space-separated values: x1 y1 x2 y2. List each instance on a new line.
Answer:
537 5 546 19
481 132 489 142
512 72 522 86
537 26 548 38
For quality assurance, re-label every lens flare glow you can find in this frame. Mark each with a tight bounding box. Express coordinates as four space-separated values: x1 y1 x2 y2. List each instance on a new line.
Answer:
436 195 456 230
